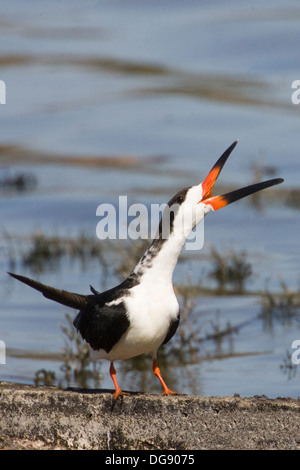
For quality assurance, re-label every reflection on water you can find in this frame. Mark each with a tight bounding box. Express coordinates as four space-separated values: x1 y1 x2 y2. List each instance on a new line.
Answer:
1 0 300 398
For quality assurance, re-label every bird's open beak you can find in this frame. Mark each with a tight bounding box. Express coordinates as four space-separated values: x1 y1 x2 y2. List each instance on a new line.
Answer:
200 140 284 210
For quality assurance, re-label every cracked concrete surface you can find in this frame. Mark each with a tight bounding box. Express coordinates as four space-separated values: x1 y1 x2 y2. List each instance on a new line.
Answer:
0 382 300 450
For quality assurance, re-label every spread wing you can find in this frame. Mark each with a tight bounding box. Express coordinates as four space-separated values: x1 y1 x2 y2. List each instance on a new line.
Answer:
8 271 139 354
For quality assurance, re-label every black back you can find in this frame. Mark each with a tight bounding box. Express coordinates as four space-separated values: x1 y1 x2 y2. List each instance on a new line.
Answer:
73 274 139 353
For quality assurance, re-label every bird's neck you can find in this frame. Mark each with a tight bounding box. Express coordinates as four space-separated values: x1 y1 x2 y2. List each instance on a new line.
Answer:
133 234 186 286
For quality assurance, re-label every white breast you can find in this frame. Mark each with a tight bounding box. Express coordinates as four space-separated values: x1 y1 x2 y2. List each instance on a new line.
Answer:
93 282 179 362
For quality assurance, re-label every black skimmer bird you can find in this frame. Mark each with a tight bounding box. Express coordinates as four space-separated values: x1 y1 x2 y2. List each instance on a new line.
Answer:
9 140 283 399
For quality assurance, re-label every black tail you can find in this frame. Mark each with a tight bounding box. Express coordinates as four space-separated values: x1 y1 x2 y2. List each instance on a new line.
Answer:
8 272 90 310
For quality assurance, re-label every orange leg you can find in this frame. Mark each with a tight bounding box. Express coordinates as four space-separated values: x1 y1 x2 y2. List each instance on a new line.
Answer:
152 359 177 396
110 361 130 400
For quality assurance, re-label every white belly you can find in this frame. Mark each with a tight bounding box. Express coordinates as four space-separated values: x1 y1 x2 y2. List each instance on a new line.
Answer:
93 283 179 362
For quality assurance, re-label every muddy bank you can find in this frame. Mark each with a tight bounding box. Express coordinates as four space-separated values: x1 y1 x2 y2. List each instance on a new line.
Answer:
0 382 299 450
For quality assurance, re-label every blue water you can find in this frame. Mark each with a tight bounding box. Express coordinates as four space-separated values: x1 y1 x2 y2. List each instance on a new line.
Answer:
0 0 300 398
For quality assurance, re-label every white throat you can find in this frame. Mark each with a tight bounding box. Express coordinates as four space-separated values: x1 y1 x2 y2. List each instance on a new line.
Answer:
132 184 207 287
133 232 186 287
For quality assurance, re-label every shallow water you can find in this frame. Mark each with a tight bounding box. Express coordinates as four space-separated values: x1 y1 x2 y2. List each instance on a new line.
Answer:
1 0 300 398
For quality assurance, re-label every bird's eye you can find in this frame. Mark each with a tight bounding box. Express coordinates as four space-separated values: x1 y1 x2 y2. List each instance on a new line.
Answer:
177 196 184 203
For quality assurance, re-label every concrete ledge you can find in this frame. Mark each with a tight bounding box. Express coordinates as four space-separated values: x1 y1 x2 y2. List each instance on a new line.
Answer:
0 382 300 450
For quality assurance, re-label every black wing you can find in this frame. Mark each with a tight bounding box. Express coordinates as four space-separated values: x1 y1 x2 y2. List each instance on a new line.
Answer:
74 300 130 353
9 270 138 354
162 311 180 346
73 273 140 352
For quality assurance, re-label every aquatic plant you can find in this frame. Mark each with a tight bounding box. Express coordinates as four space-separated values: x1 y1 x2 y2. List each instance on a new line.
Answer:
208 247 252 294
260 280 300 330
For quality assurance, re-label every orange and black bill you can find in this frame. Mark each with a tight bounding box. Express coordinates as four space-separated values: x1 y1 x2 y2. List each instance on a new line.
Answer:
203 178 284 211
200 140 284 210
201 139 239 200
